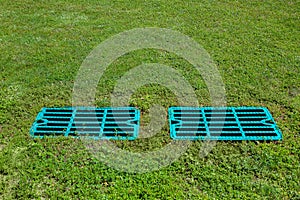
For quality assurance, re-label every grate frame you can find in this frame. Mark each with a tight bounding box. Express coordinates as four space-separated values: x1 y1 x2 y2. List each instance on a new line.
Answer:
30 107 140 140
168 107 282 140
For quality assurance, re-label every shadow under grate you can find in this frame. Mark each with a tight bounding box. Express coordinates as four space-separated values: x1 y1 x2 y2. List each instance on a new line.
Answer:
30 107 140 140
168 107 282 140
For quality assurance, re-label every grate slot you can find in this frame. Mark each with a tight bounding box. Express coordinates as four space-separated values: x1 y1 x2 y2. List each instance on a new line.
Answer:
75 114 104 117
69 127 101 132
236 113 266 117
177 133 207 136
207 117 236 122
36 127 67 131
176 127 206 132
238 117 267 121
242 127 275 131
43 113 73 117
43 117 71 122
244 132 278 136
210 132 243 136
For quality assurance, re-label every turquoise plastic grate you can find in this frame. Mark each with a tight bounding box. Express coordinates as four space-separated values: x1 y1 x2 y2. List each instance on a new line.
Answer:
30 107 140 140
169 107 282 140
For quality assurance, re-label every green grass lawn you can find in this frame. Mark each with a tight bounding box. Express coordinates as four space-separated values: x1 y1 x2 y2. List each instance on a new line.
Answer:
0 0 299 199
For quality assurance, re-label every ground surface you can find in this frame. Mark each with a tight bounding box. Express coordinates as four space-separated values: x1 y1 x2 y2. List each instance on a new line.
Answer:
0 0 299 199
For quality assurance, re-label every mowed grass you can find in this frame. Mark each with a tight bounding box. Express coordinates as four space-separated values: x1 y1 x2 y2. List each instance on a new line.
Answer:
0 0 299 199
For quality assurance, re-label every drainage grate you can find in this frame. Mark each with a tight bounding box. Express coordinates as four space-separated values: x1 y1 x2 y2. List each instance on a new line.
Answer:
169 107 282 140
30 107 140 140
